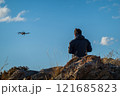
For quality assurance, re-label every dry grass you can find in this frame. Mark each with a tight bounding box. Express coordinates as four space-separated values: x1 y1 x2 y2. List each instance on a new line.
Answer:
1 49 120 80
102 50 120 66
0 57 8 80
1 66 28 80
0 57 8 73
101 58 120 66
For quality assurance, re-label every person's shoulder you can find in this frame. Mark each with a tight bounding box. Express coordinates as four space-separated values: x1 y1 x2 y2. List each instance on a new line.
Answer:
69 38 76 44
84 38 89 41
84 38 91 43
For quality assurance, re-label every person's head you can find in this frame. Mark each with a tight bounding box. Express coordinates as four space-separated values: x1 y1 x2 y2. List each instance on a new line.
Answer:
74 28 82 37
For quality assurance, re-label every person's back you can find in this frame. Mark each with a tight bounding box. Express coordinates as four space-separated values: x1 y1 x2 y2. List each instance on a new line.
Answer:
68 28 92 58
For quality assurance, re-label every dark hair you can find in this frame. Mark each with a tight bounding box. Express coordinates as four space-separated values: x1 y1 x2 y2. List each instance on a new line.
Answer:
74 28 82 35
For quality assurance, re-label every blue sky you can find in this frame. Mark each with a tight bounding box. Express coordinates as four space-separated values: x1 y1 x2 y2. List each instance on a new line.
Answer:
0 0 120 71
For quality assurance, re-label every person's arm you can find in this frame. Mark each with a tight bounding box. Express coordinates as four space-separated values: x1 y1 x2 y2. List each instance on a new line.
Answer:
68 41 74 54
87 40 92 52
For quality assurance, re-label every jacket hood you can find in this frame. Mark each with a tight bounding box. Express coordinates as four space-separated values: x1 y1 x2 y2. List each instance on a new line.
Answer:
75 34 85 40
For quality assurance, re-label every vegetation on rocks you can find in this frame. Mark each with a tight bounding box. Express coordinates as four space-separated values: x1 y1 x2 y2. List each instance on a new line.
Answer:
0 55 120 80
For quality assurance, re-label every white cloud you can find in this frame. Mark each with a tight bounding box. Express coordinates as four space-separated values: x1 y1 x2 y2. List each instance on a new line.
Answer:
100 37 114 46
86 0 100 3
0 0 26 22
0 10 26 22
0 0 5 4
113 3 120 7
112 16 120 19
99 6 111 12
99 6 108 10
0 5 10 18
93 40 99 44
87 0 120 19
34 17 40 22
112 3 120 19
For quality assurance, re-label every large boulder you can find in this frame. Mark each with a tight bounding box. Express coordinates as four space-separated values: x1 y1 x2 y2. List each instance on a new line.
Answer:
54 55 120 80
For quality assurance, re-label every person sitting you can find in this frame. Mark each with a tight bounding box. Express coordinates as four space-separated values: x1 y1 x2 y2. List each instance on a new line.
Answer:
68 28 92 58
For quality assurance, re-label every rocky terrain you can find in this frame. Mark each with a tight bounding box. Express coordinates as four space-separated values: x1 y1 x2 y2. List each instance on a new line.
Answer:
0 55 120 80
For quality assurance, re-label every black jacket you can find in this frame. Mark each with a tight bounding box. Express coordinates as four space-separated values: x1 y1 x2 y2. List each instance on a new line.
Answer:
68 35 92 58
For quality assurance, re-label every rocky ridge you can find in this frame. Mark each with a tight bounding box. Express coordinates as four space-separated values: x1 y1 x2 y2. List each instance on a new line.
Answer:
0 55 120 80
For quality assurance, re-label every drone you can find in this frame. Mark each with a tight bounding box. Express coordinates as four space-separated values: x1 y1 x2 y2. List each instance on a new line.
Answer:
18 32 30 35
